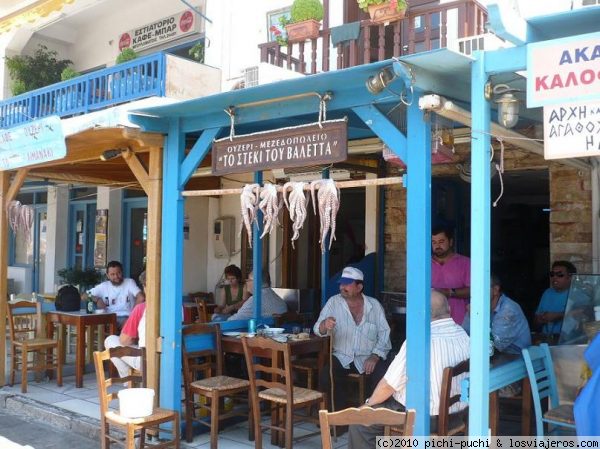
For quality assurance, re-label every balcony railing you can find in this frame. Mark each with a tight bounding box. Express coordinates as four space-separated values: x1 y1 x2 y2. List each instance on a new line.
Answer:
259 0 487 75
0 52 166 128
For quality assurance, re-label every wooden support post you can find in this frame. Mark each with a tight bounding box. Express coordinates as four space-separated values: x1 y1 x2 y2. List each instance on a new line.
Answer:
122 148 162 399
0 168 29 385
145 148 162 399
0 172 9 386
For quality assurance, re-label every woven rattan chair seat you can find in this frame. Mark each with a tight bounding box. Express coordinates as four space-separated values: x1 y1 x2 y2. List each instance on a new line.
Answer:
105 407 178 426
191 375 249 392
14 338 58 348
545 405 574 424
259 386 323 404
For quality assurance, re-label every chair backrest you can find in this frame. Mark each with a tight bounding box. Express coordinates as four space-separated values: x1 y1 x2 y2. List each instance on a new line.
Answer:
272 311 302 329
189 292 214 323
93 346 146 418
319 407 416 449
241 336 293 401
7 301 42 342
438 359 470 435
181 323 223 387
522 343 560 429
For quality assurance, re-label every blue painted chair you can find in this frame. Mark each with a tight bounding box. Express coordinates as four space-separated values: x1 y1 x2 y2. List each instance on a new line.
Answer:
522 344 576 436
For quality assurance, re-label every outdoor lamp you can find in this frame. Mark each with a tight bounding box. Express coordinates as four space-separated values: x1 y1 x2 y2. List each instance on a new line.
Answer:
366 67 396 94
488 83 520 129
100 149 123 161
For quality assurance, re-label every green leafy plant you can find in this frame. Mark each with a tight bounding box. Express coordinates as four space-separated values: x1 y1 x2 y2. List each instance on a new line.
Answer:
116 48 138 64
357 0 408 12
5 44 72 95
57 267 103 290
60 67 80 81
290 0 324 23
188 42 205 63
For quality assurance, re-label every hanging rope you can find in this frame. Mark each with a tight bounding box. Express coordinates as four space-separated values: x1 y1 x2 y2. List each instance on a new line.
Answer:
317 93 331 129
225 106 236 141
493 138 505 208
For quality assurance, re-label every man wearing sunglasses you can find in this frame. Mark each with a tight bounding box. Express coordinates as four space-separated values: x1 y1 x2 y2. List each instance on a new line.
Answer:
535 260 577 339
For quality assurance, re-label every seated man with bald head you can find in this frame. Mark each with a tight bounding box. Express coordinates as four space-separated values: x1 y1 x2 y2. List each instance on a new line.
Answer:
348 290 470 448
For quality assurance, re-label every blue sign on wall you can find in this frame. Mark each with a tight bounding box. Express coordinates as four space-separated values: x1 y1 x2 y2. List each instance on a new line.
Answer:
0 115 66 170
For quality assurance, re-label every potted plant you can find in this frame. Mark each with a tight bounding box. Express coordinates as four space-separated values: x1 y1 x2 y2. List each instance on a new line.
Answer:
357 0 408 25
57 267 103 292
115 48 138 64
285 0 324 43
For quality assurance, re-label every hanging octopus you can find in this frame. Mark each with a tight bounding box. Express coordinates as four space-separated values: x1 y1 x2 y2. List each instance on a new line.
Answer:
258 182 282 238
240 183 260 246
282 181 309 248
6 200 34 242
309 179 340 253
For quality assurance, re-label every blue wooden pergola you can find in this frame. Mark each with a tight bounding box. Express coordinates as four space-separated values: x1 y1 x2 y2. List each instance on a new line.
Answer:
128 4 600 434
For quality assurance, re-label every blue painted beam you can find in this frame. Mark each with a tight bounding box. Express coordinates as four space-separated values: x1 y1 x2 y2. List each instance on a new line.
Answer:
468 51 492 436
484 46 527 75
128 115 170 133
160 118 185 412
352 105 408 163
405 90 431 436
179 127 221 189
321 168 330 308
253 172 263 320
487 2 543 46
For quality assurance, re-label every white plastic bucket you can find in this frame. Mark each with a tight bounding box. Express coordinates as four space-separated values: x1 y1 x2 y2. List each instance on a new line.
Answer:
118 388 155 418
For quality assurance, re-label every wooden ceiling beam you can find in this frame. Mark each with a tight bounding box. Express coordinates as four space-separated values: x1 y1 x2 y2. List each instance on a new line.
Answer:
122 149 150 194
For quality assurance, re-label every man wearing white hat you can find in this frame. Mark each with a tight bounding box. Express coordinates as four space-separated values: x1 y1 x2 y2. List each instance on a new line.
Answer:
314 266 391 415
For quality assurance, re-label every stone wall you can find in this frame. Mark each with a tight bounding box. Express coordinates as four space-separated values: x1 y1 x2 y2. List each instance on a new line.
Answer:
549 164 593 273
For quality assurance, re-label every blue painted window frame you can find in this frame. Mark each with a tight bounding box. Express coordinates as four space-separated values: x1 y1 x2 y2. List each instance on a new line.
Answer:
122 196 148 278
68 199 97 270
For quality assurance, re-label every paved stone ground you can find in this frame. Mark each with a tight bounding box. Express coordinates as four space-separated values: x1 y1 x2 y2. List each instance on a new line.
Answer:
0 407 98 449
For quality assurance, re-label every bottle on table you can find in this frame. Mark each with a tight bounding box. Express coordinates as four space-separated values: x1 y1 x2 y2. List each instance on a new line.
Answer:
86 296 95 314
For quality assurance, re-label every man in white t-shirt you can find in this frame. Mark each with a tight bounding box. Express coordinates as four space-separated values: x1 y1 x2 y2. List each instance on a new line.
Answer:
87 261 145 328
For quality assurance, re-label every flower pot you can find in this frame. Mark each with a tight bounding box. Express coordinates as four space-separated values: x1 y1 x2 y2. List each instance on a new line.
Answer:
285 19 321 43
368 2 406 25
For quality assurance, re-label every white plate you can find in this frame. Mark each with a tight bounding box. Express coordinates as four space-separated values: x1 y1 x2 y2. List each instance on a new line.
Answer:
223 331 241 337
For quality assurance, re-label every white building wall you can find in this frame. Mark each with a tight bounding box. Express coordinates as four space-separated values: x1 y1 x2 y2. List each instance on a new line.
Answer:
44 185 69 292
183 197 209 294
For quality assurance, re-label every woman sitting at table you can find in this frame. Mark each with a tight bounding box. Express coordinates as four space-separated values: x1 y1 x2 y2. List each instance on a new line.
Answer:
212 265 249 321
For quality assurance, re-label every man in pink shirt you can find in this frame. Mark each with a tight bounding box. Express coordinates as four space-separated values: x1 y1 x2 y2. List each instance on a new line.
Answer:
431 226 471 325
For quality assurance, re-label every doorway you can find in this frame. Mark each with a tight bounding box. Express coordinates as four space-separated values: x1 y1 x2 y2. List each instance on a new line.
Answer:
123 197 148 280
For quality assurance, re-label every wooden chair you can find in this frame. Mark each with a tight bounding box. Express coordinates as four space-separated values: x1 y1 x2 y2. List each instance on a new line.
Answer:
522 344 576 436
182 323 250 448
242 335 326 449
435 359 469 436
319 407 416 449
347 372 367 405
189 292 214 323
93 347 180 449
7 300 62 393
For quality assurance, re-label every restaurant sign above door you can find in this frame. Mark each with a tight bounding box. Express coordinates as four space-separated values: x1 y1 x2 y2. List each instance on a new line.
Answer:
212 119 348 176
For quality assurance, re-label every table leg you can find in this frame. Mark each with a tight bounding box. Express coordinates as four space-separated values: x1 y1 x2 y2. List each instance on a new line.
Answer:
107 319 118 379
489 391 499 435
76 322 85 388
521 378 532 436
46 320 56 379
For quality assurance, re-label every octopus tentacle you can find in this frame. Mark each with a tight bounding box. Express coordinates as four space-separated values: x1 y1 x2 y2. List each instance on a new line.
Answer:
258 182 280 238
240 183 260 247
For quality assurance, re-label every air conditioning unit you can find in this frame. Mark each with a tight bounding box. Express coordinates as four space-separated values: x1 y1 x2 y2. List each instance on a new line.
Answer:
243 62 304 88
453 33 510 56
572 0 600 7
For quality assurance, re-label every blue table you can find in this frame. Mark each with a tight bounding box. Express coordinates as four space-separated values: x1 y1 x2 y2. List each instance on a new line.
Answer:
461 354 532 435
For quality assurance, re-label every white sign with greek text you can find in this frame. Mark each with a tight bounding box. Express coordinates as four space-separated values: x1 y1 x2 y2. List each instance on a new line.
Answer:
544 99 600 159
527 31 600 108
0 116 66 170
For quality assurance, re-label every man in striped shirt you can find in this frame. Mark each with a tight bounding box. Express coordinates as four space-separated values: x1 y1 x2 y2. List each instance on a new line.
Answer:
314 266 391 415
348 290 470 448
